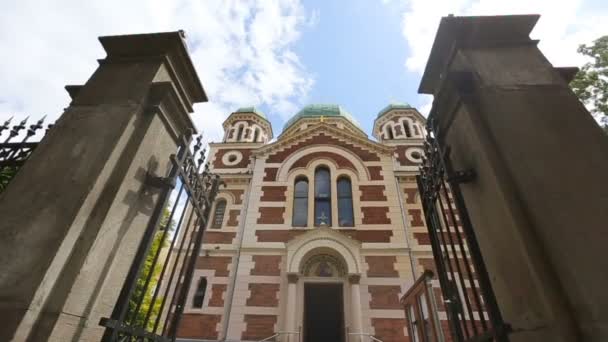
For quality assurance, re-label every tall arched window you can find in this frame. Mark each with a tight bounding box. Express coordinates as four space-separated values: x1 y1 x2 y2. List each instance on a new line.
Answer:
237 125 244 141
211 199 226 228
292 177 308 227
403 121 412 137
253 128 260 142
192 277 207 308
386 126 394 140
314 167 332 226
337 177 354 227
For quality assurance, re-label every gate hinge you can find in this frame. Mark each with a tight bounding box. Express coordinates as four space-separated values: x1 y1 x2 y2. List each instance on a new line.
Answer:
447 169 476 184
145 173 176 189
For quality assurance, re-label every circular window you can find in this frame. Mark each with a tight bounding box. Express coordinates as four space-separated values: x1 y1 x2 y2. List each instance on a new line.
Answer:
406 148 424 163
222 151 243 166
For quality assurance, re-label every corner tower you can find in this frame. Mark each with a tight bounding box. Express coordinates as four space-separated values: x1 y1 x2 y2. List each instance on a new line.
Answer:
222 107 273 143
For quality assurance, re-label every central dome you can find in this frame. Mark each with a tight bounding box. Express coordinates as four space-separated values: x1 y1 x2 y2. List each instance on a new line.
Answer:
282 104 360 132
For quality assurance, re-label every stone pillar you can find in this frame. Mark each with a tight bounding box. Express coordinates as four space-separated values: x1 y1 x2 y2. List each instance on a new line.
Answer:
286 273 299 342
419 15 608 341
0 32 207 341
349 274 363 342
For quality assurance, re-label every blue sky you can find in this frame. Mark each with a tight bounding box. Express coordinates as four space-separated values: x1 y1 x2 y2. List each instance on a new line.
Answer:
0 0 606 142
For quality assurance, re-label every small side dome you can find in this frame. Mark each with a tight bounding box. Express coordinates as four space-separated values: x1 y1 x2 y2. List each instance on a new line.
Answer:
376 103 412 118
282 104 361 132
235 106 267 120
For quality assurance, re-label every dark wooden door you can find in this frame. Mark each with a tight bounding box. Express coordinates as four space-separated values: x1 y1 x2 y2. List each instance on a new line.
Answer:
304 283 344 342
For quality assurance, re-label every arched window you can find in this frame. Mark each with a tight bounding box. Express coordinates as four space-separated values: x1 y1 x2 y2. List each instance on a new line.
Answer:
292 177 308 227
211 199 226 228
314 167 331 226
237 125 244 141
403 121 412 138
386 126 394 140
413 124 420 136
253 128 260 142
192 277 207 308
337 177 354 227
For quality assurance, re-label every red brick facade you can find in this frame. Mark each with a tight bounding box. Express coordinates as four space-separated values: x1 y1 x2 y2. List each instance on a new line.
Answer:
266 133 380 163
260 186 287 201
251 255 282 276
366 256 399 277
371 318 408 342
254 229 393 243
208 284 227 307
408 209 424 226
227 209 240 227
403 188 418 204
224 189 244 204
360 185 387 201
203 231 236 244
369 285 403 309
213 148 254 169
196 256 232 277
177 314 221 339
289 151 356 171
242 315 277 340
246 283 280 307
257 207 285 224
368 166 384 180
263 167 278 181
362 207 391 224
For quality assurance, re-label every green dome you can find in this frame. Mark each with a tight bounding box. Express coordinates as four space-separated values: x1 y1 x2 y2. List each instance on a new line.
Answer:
377 103 413 118
234 106 267 120
282 104 361 132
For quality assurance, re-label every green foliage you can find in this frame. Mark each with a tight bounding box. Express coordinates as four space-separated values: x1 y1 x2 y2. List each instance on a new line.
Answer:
571 35 608 130
0 166 19 193
129 206 176 332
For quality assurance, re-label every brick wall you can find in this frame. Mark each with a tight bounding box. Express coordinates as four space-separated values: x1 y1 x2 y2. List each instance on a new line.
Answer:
257 207 285 224
208 284 227 307
408 209 424 227
227 209 240 227
360 185 387 201
362 207 391 224
372 318 408 342
177 314 221 339
289 151 356 171
213 148 253 168
203 231 236 244
251 255 282 276
246 283 280 307
242 315 277 340
369 285 403 309
366 256 398 277
260 186 287 201
368 166 384 180
195 256 232 276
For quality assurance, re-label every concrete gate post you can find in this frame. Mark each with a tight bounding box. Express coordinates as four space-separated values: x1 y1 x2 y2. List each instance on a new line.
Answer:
419 15 608 341
0 32 207 341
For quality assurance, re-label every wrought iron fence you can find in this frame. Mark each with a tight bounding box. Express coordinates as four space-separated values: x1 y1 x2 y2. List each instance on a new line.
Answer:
100 132 222 342
0 116 51 193
417 118 510 342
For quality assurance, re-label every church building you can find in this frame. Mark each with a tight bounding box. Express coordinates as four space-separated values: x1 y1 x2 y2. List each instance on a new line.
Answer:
176 104 443 342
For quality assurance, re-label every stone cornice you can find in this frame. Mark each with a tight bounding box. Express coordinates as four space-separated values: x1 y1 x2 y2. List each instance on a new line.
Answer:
99 31 207 111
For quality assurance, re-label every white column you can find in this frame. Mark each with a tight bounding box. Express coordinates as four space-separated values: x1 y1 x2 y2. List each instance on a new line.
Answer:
349 274 363 342
286 273 299 342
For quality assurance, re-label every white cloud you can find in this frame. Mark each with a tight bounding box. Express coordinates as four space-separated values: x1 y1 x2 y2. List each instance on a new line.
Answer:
400 0 608 75
0 0 315 143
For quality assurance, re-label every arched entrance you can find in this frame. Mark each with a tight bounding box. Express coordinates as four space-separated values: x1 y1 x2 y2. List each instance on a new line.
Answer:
284 229 364 342
300 253 347 342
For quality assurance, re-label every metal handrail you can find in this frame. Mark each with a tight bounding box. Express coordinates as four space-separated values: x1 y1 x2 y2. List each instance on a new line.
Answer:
348 332 384 342
256 330 300 342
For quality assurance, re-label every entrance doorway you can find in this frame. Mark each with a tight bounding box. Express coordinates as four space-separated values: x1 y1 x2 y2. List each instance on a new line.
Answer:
304 283 344 342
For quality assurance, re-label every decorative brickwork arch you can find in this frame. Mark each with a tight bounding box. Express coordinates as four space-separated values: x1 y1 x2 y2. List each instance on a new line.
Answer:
276 145 370 183
286 227 361 275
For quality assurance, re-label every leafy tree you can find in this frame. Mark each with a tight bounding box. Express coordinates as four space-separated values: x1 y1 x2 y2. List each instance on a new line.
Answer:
129 206 176 331
570 35 608 131
0 166 18 193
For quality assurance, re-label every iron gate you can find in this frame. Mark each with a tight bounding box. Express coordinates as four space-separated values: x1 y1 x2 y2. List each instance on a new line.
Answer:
100 132 222 342
417 118 510 342
0 117 51 193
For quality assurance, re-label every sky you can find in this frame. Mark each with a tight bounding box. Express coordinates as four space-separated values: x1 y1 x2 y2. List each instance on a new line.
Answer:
1 0 606 143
